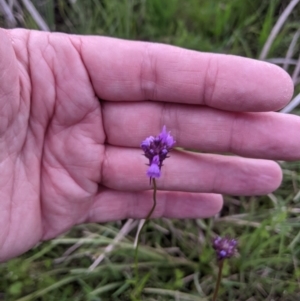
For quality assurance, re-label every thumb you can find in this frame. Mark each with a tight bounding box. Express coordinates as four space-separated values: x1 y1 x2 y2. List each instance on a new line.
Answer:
0 28 19 133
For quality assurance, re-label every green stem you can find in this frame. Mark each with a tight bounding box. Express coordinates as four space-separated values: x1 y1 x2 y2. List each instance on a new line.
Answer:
212 260 224 301
134 178 157 277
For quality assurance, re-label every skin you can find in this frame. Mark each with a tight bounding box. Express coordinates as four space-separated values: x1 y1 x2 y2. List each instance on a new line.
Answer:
0 28 298 261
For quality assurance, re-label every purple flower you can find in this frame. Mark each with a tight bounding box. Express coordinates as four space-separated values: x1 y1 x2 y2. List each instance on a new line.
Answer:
159 126 175 148
147 155 161 178
141 126 175 179
212 236 238 261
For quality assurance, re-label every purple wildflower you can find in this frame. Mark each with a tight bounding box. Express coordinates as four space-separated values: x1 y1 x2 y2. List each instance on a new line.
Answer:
141 126 175 179
212 236 238 261
147 155 160 178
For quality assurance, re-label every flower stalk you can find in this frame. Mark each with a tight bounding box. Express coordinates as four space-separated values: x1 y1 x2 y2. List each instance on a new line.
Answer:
212 259 224 301
134 178 157 271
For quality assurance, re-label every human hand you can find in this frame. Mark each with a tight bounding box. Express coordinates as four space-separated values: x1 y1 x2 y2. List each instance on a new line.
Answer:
0 28 297 261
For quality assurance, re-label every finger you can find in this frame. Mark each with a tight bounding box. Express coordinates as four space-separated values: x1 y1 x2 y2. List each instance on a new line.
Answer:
0 29 19 133
103 101 300 161
102 147 282 195
80 36 293 112
87 190 223 222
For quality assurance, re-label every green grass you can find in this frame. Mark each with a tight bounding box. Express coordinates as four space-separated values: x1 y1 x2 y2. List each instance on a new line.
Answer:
1 0 300 300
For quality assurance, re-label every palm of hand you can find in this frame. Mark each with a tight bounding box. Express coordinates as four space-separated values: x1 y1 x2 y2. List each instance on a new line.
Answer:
0 30 108 260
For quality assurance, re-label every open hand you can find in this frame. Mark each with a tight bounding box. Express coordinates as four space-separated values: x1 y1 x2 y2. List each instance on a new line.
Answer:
0 28 297 261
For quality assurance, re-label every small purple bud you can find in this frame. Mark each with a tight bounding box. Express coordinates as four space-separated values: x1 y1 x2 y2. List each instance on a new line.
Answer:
212 236 238 261
162 148 168 155
141 136 154 149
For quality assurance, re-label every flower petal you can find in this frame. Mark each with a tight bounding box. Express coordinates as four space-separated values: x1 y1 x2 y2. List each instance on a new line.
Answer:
147 161 161 178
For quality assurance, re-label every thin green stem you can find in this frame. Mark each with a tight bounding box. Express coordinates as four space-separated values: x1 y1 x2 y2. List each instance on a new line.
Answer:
212 259 224 301
134 179 157 277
